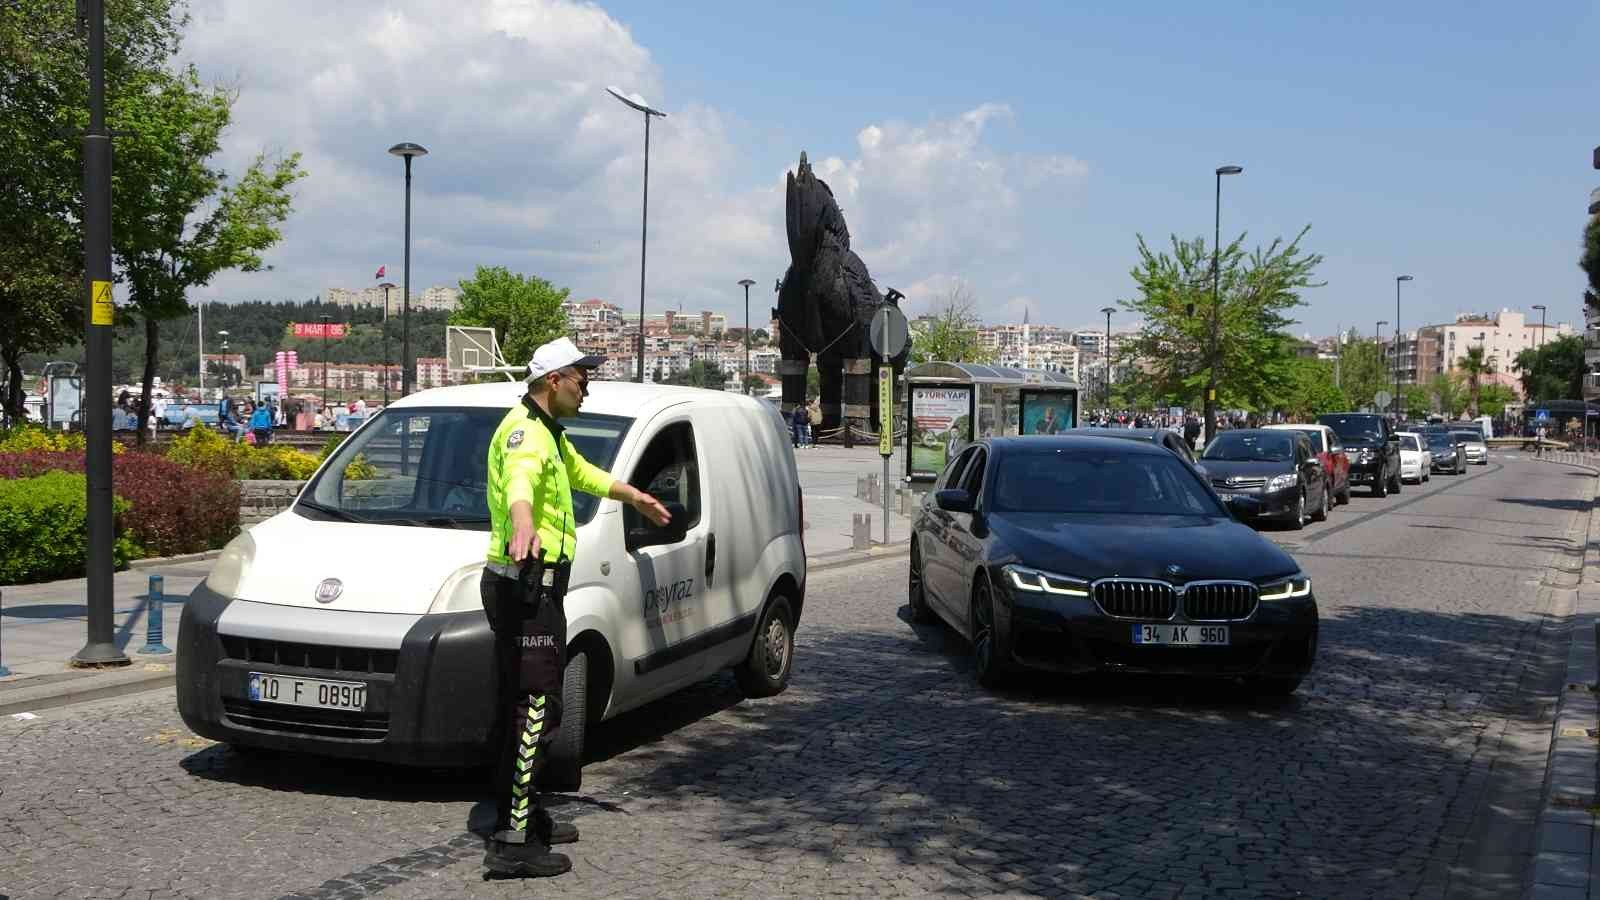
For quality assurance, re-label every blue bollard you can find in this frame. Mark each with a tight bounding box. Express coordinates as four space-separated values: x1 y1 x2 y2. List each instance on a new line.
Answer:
139 575 172 655
0 589 10 677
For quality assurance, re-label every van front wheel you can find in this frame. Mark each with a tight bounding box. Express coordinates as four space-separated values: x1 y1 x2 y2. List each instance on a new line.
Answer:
537 648 589 793
736 596 794 698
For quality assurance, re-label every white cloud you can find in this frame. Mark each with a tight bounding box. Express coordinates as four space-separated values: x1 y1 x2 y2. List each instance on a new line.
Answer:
181 0 1089 330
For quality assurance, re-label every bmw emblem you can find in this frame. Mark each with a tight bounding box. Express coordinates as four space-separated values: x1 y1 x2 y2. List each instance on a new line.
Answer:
314 578 343 604
1165 564 1183 578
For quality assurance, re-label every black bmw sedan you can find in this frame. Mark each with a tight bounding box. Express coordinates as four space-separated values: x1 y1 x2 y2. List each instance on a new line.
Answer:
908 435 1318 694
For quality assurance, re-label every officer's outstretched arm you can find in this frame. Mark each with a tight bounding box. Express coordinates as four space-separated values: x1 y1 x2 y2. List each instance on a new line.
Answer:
608 481 671 527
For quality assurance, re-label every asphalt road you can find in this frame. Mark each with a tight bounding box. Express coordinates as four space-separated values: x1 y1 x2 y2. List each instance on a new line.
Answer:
0 454 1590 899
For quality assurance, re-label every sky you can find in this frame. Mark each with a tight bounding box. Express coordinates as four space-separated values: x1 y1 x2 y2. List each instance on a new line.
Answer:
178 0 1600 338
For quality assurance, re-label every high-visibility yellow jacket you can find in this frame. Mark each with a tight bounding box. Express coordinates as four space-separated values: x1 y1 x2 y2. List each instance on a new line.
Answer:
485 396 614 567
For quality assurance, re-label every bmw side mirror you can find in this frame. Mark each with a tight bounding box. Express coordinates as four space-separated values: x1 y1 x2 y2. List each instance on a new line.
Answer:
934 489 974 513
628 500 689 550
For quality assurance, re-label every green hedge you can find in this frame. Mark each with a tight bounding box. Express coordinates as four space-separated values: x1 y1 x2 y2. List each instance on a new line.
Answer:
0 471 138 585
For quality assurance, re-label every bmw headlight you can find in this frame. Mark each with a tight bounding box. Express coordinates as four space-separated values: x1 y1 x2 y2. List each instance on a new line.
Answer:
1004 565 1090 597
204 531 256 598
1259 574 1312 600
1266 473 1299 492
428 561 485 614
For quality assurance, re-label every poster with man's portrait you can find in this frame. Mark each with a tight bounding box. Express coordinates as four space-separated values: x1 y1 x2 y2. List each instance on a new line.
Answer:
1020 390 1075 436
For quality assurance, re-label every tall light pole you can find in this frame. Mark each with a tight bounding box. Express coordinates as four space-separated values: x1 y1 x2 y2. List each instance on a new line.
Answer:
387 142 427 396
378 281 397 405
1531 304 1547 409
1394 275 1413 421
320 315 331 411
74 0 127 667
1376 320 1387 344
607 86 667 383
1100 306 1116 411
1205 165 1243 445
216 330 230 388
739 278 756 394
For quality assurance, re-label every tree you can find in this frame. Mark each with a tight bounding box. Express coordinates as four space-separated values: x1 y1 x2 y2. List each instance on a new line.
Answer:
1476 383 1517 418
1121 227 1323 429
1582 215 1600 296
451 266 569 368
1514 333 1584 403
1278 357 1348 420
662 360 723 390
742 374 767 395
1334 332 1391 413
909 282 993 364
113 64 304 444
1425 373 1466 419
1400 384 1431 419
1455 345 1497 416
0 0 186 421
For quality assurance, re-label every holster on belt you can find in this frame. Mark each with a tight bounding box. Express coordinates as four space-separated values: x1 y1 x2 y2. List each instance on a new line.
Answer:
517 555 572 609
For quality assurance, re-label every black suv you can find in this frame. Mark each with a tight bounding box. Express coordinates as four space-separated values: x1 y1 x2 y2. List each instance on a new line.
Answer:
1316 413 1401 497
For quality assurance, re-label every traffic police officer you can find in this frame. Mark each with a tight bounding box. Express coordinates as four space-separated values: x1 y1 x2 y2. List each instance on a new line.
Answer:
481 337 671 878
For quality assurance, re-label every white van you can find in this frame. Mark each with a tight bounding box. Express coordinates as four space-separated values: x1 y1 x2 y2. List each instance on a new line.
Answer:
177 381 806 788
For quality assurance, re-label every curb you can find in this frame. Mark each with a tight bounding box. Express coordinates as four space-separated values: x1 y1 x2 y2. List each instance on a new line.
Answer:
1530 466 1600 900
807 542 911 573
129 549 222 571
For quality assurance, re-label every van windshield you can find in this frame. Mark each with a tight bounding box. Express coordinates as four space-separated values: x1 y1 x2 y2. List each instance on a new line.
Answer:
300 406 632 529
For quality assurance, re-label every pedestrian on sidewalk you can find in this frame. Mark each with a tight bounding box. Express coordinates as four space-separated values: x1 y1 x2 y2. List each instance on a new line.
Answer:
791 405 807 448
249 402 273 445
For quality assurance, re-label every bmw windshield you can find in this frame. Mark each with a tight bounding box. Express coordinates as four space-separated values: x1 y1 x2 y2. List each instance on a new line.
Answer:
299 406 632 528
991 450 1225 517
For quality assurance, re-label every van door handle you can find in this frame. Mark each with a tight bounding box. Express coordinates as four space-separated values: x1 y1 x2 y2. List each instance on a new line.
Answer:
705 533 716 586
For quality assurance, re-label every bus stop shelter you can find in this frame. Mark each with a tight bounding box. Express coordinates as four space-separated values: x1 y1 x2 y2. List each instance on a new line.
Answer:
904 362 1080 482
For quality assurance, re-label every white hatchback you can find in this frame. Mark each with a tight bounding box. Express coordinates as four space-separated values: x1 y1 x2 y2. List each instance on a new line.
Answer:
1395 432 1432 483
178 381 806 787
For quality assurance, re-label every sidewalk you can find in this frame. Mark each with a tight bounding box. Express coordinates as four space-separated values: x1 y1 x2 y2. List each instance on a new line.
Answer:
0 446 913 715
1530 454 1600 900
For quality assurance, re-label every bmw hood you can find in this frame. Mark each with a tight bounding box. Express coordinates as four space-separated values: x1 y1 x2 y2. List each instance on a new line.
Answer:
218 512 490 614
989 513 1300 584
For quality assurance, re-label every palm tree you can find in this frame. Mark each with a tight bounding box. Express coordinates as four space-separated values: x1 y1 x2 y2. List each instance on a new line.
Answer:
1456 345 1497 416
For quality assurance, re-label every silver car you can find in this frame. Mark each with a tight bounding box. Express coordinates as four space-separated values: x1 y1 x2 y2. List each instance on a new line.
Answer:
1450 429 1488 465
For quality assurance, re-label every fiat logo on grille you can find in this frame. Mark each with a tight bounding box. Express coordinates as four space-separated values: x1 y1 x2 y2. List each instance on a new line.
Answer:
314 578 343 604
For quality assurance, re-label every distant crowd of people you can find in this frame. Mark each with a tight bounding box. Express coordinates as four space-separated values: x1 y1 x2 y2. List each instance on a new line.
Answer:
110 389 375 442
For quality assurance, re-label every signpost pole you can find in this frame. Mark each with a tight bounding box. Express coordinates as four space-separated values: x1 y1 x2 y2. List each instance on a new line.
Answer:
880 364 892 546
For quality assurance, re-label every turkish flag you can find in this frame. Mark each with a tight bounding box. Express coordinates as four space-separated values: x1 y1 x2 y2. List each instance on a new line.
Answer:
374 265 385 279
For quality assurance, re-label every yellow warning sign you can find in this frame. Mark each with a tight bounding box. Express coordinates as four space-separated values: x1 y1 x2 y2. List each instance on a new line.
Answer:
878 368 893 457
91 280 114 326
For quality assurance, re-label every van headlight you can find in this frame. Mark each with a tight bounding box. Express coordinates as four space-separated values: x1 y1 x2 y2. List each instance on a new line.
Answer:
428 561 485 614
205 531 256 598
1004 564 1090 597
1259 574 1312 600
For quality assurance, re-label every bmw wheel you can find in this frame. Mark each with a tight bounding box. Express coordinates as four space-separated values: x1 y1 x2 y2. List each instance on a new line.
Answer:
972 577 1009 690
908 541 936 624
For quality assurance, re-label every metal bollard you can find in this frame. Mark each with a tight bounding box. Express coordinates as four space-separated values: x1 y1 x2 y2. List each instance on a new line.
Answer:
139 575 172 655
852 513 872 550
857 474 868 501
0 589 10 677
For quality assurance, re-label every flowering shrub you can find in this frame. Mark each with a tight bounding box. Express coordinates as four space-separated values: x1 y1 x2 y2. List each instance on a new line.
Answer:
239 445 322 480
162 426 245 477
0 471 138 585
0 426 122 454
0 449 240 558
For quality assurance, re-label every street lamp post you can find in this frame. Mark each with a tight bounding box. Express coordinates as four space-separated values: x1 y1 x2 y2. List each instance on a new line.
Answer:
1205 165 1243 445
387 142 427 396
1531 304 1548 406
1394 275 1413 421
216 330 230 388
1376 320 1387 345
739 278 756 394
1100 306 1116 411
378 281 397 405
607 87 667 383
320 315 331 411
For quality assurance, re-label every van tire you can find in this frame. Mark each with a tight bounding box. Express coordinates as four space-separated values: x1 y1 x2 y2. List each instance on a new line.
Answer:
537 648 589 793
736 596 794 698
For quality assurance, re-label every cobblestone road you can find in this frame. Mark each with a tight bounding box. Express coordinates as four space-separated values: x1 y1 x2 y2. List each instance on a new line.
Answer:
0 455 1590 899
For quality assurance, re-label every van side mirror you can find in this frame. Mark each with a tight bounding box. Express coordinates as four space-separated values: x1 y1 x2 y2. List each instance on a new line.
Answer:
934 489 974 513
628 500 689 550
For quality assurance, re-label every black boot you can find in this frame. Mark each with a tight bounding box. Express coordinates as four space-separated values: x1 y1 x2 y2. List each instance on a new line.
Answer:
535 808 579 845
483 838 571 878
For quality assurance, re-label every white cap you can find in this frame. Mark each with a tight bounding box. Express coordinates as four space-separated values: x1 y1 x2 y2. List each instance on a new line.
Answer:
525 337 605 382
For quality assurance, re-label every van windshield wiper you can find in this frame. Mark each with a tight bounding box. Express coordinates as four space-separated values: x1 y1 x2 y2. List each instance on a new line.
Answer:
297 499 360 523
388 515 491 529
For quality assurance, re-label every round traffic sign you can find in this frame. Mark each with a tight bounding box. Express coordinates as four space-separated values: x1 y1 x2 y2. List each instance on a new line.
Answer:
869 305 909 359
1374 390 1392 409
